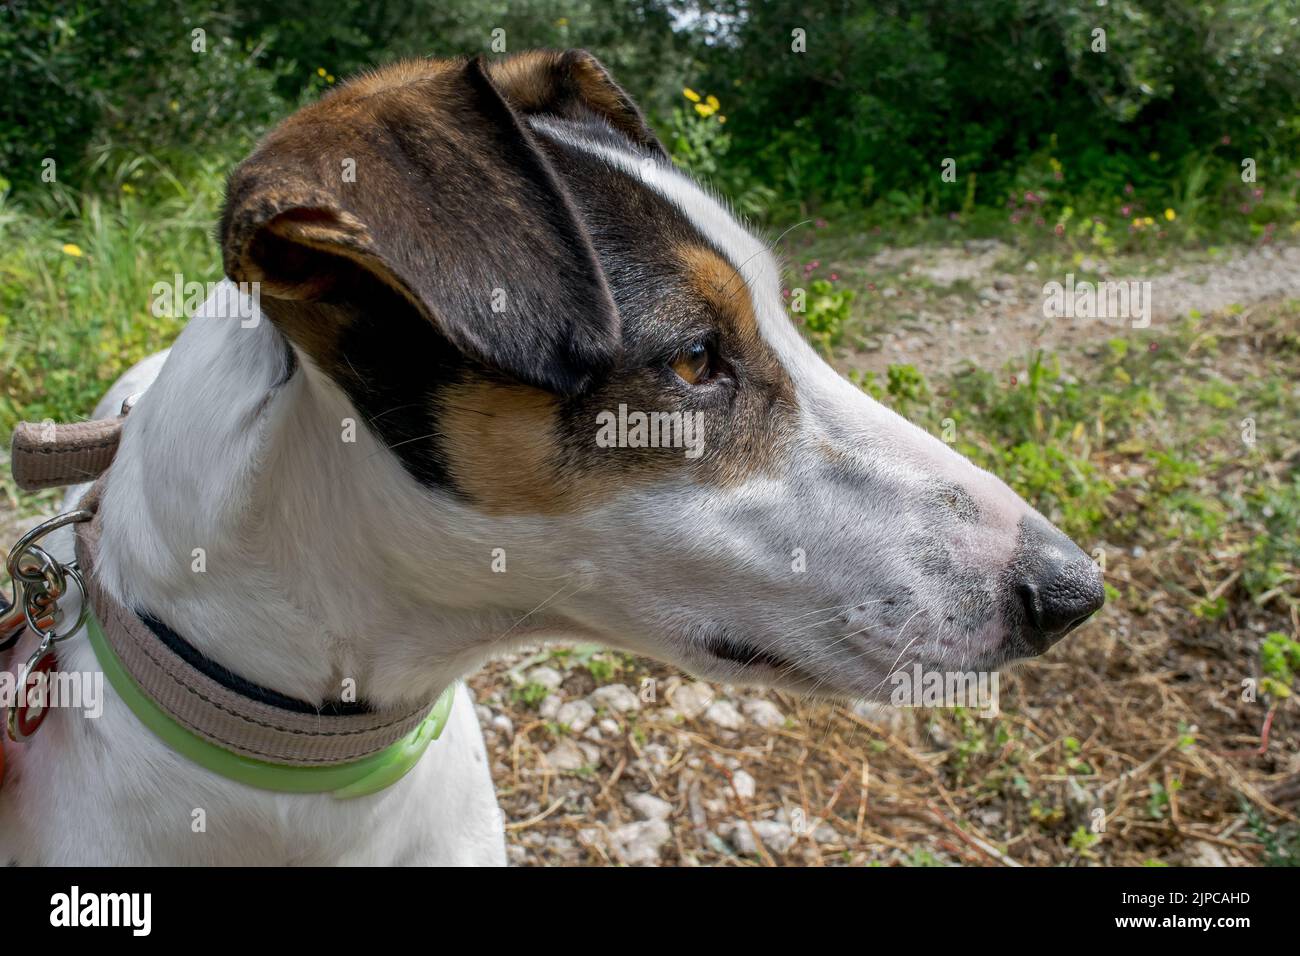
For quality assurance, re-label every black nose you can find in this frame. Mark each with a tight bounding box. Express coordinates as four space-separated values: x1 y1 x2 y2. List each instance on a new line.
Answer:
1010 518 1105 652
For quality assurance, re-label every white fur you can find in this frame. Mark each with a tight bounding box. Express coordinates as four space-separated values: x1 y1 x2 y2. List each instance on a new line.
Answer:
0 294 507 865
3 131 1053 864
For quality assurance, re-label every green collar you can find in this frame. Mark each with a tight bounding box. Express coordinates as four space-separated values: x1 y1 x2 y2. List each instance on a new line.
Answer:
86 611 454 799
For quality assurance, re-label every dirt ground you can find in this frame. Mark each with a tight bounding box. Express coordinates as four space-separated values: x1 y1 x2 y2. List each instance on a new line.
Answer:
816 238 1300 377
3 239 1297 866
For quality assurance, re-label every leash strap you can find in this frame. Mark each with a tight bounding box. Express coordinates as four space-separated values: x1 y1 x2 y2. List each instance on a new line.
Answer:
10 416 125 492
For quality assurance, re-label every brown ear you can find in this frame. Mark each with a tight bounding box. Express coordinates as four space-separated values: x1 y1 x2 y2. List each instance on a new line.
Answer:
220 55 621 396
487 49 667 159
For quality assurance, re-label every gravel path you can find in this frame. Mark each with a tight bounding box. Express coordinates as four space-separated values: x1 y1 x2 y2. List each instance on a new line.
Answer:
834 240 1300 377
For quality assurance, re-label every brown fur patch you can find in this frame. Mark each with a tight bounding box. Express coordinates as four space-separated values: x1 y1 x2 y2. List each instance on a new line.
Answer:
675 244 799 486
679 245 763 343
438 380 567 515
487 50 665 156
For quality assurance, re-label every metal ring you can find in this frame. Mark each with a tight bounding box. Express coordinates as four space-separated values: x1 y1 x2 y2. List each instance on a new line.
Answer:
12 543 66 597
5 509 94 583
24 564 88 643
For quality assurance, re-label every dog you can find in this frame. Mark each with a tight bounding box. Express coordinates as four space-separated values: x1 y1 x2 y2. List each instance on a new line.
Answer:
0 50 1103 865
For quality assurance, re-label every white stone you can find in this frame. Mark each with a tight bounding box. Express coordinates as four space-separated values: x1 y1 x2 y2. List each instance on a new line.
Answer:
556 699 595 733
728 819 796 855
611 819 671 865
666 681 714 719
626 792 673 821
527 665 563 689
543 739 587 772
731 769 756 800
742 698 786 729
704 700 744 730
590 683 641 713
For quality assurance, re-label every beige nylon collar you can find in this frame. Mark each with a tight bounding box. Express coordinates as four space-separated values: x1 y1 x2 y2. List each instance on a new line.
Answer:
11 413 437 768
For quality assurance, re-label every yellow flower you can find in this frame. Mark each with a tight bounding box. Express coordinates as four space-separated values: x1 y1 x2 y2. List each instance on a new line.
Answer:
61 243 83 257
121 183 135 194
1131 218 1143 228
1143 217 1155 227
683 88 701 103
705 94 720 110
1164 208 1176 221
718 115 726 124
326 74 335 83
317 67 326 77
555 17 568 26
694 102 717 117
169 100 179 111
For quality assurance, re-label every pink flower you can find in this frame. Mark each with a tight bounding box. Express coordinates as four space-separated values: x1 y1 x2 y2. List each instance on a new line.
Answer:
1220 135 1231 145
815 218 828 228
1121 205 1131 216
830 272 839 281
1124 183 1134 196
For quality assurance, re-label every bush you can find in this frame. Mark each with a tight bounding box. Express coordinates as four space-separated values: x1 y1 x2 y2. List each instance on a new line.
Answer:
685 0 1300 217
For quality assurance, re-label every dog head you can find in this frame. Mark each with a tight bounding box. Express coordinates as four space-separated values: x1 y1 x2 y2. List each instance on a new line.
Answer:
221 50 1103 701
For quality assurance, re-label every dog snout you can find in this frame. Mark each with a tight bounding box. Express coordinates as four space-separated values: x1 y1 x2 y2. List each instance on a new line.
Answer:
1008 517 1105 652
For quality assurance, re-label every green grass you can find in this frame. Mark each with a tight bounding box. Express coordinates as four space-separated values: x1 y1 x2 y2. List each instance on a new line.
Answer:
0 153 228 437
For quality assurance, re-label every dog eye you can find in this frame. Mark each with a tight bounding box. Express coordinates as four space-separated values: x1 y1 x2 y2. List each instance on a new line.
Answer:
670 342 714 385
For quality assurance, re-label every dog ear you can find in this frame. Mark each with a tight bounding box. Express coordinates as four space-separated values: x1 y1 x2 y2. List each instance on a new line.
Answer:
220 55 621 396
486 49 667 159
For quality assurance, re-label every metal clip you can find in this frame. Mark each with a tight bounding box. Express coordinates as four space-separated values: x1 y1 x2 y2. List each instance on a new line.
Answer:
2 508 94 740
1 509 94 650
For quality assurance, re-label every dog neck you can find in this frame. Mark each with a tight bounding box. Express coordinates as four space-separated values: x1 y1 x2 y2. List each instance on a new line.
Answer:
90 282 576 709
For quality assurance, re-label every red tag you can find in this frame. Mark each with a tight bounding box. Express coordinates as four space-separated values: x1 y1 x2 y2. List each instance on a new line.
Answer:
12 651 57 741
